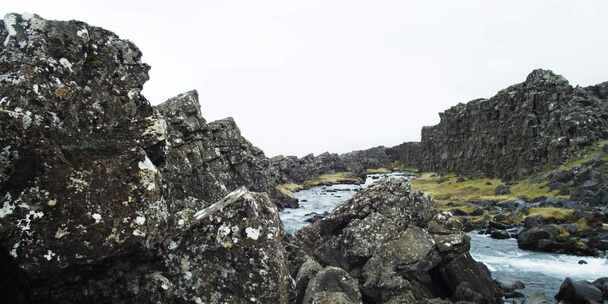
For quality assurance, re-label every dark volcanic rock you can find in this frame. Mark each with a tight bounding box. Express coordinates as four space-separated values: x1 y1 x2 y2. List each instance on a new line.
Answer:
161 188 290 304
388 69 608 181
0 12 168 299
155 90 288 212
295 179 502 304
555 277 604 304
0 13 290 304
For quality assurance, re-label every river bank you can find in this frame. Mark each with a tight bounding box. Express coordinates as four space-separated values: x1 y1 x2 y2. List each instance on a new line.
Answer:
280 173 608 302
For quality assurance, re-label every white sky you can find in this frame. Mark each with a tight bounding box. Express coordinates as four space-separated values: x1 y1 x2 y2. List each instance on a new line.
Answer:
4 1 608 156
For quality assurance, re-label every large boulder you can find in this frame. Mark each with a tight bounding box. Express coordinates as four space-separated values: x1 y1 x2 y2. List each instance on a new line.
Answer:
155 90 284 211
295 179 502 304
302 266 362 304
160 188 290 304
0 13 168 301
555 278 604 304
0 13 291 304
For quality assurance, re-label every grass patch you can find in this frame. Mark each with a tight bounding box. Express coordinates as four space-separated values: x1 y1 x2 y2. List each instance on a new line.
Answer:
302 172 362 188
275 183 303 198
527 207 575 221
411 173 564 203
386 161 418 173
366 167 391 174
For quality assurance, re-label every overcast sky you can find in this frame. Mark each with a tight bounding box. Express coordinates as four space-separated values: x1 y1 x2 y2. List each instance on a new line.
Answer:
5 1 608 156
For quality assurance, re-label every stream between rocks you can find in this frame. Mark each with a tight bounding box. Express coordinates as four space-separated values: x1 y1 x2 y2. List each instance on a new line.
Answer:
279 173 608 302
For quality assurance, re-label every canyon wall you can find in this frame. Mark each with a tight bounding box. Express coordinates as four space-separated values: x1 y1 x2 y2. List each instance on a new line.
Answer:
389 70 608 180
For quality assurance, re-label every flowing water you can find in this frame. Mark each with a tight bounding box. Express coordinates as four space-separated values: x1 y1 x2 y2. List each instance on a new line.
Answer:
279 173 608 301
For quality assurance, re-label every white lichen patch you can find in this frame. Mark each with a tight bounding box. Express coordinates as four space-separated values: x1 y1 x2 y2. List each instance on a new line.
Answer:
134 215 146 225
59 58 73 72
132 229 145 237
43 249 56 261
138 154 159 191
76 28 89 39
0 200 15 218
47 199 57 207
91 213 102 224
55 227 69 239
10 242 20 258
143 117 168 142
245 227 260 240
68 171 90 193
3 13 18 47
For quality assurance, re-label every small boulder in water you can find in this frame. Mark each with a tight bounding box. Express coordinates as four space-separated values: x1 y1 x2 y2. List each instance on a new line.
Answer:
578 259 588 265
555 277 603 304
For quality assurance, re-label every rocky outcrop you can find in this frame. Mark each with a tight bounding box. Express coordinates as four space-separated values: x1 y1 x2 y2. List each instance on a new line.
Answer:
293 179 502 304
271 146 393 184
271 152 347 184
0 13 290 304
155 90 293 210
0 13 168 301
555 277 607 304
389 70 608 181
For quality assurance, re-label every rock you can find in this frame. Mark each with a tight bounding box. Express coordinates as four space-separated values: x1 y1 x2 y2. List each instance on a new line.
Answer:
497 280 525 292
495 184 512 195
592 277 608 299
302 266 362 304
517 225 597 256
295 179 501 304
555 278 603 304
0 13 169 302
161 188 290 304
490 229 511 240
156 91 283 210
387 69 608 181
295 257 323 304
0 13 292 304
578 260 588 265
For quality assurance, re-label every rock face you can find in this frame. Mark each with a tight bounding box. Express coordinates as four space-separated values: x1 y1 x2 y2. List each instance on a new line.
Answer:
155 90 285 211
271 146 393 184
0 13 290 304
0 11 167 294
388 70 608 180
294 179 502 304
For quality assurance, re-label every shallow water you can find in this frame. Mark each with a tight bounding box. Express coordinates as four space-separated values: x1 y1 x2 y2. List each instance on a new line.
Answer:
469 233 608 300
279 173 608 301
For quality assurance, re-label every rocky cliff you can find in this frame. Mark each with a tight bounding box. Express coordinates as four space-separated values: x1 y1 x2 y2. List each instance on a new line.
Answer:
0 13 290 303
389 70 608 180
271 146 393 184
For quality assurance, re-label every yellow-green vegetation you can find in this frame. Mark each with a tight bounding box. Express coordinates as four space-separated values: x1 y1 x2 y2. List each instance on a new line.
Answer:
366 167 391 174
275 183 303 198
527 207 575 221
411 173 564 203
276 172 363 197
387 161 418 173
302 172 362 188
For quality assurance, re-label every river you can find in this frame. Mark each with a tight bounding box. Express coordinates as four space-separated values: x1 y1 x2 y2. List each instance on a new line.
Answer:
279 173 608 302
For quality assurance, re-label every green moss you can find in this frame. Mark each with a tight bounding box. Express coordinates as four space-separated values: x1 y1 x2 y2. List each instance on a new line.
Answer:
386 161 418 173
366 167 391 174
302 172 362 188
275 183 302 198
411 172 565 203
527 207 575 221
